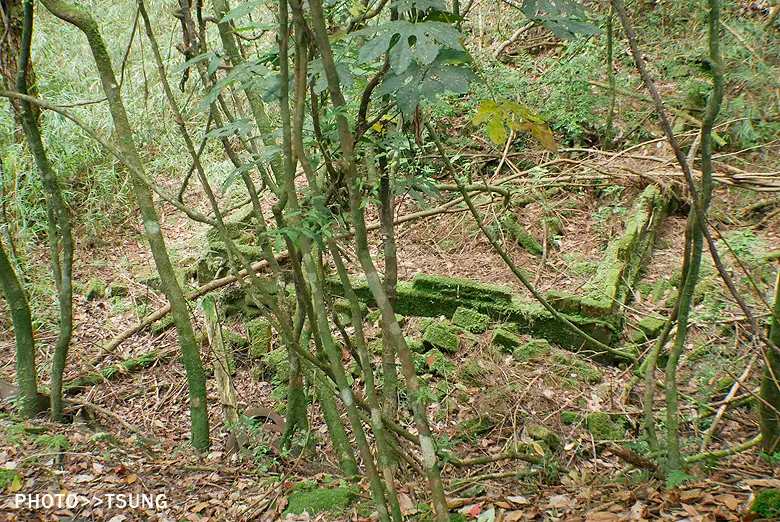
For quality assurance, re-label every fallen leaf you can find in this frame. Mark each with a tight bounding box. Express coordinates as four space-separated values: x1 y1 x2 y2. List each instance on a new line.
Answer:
548 494 570 509
680 489 702 502
507 495 530 505
505 510 524 522
399 493 414 513
682 504 699 517
629 501 647 520
586 513 621 522
715 494 740 511
744 478 780 488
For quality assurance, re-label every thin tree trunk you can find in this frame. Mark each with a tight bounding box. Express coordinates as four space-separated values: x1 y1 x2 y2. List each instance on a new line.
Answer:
664 0 723 471
305 1 450 518
40 0 210 452
15 0 74 422
761 272 780 453
0 237 38 417
378 159 399 420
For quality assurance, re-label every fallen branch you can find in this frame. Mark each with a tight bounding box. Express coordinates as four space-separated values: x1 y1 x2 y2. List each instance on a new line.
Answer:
684 433 762 465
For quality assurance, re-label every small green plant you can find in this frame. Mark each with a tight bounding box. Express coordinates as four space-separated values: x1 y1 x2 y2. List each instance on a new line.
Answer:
33 434 71 451
666 469 696 489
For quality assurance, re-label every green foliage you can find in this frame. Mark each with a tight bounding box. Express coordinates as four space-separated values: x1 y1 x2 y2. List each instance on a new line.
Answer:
750 489 780 520
33 434 71 451
517 0 600 39
0 468 21 491
666 469 696 489
355 14 476 115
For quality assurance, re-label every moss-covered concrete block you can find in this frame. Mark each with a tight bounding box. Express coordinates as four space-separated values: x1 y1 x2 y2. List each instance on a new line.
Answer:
492 327 522 351
451 307 490 333
638 316 665 338
525 422 560 451
151 313 175 334
422 323 461 354
546 291 581 314
85 278 106 301
222 329 249 350
580 297 614 318
263 347 289 384
651 278 670 303
284 486 357 517
513 338 551 361
502 214 543 255
365 310 404 327
247 320 273 358
455 415 494 438
586 412 626 440
630 316 666 343
325 275 627 362
412 273 513 303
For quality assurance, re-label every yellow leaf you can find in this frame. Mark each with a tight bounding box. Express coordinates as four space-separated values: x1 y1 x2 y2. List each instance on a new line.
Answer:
530 124 558 152
472 99 500 125
486 115 507 145
532 442 545 456
10 474 22 492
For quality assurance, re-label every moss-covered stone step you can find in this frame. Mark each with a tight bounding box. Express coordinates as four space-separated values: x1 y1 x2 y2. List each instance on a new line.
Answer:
411 273 513 303
324 273 621 361
585 185 668 322
502 213 543 256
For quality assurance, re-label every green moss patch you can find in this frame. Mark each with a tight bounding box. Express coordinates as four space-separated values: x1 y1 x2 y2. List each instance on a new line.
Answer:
586 412 627 440
247 320 273 358
85 278 106 301
513 339 551 361
560 411 581 425
455 415 494 438
452 307 490 333
422 323 461 354
284 485 357 517
458 359 488 385
750 489 780 520
525 422 560 451
413 348 455 377
631 316 666 343
553 353 602 384
107 282 129 298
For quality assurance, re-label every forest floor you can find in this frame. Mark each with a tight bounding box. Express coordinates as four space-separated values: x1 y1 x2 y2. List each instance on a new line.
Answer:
2 137 779 521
